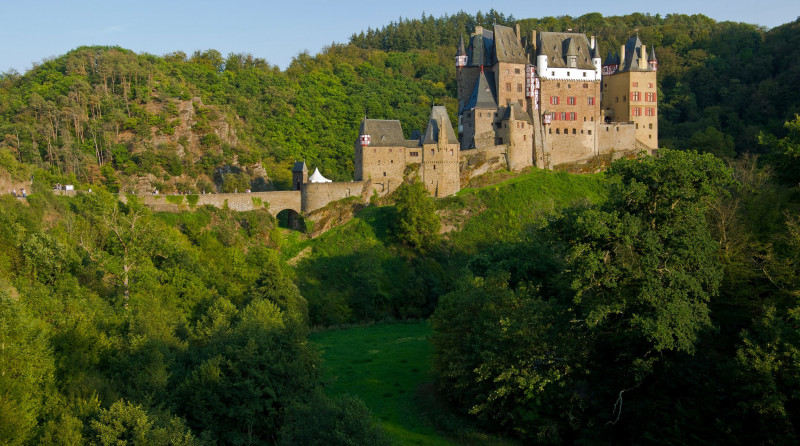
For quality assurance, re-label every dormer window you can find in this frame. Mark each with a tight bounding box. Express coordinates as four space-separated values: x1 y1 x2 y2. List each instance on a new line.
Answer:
567 55 577 68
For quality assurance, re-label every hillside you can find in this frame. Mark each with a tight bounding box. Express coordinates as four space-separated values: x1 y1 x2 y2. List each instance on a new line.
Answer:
1 13 799 196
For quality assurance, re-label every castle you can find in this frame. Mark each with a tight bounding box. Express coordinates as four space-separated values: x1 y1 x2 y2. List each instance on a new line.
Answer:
355 25 658 198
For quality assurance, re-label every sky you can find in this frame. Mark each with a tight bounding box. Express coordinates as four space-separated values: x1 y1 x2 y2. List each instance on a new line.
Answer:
1 0 797 74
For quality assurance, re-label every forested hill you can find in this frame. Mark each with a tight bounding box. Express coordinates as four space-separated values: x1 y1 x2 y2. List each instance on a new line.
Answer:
1 12 799 194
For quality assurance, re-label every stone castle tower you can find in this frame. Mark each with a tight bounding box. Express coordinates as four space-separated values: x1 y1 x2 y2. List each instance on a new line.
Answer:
601 36 659 149
354 106 460 197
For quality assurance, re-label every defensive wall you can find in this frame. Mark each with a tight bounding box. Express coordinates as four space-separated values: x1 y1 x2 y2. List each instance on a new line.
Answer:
50 180 370 221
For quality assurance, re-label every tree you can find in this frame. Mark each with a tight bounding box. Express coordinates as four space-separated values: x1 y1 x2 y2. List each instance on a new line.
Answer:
279 393 390 446
390 179 440 250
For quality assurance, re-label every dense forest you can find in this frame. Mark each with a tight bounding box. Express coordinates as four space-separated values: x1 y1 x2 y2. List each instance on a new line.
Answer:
2 10 800 446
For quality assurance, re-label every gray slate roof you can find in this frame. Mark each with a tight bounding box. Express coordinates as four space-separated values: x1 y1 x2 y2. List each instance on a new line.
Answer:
423 106 459 145
537 32 596 70
291 161 307 172
619 36 651 72
457 35 466 57
359 119 407 147
501 103 532 123
493 25 527 64
468 29 495 66
465 70 497 110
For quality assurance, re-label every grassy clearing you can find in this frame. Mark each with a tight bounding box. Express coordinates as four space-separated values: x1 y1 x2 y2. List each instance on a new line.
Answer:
311 322 516 445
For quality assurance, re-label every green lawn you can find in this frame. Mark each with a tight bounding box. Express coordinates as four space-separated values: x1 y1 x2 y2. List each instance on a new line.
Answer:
311 322 516 445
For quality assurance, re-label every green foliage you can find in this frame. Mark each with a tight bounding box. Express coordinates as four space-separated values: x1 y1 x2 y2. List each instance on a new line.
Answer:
90 400 196 445
760 114 800 184
280 393 390 446
390 180 440 250
165 195 184 205
185 194 199 207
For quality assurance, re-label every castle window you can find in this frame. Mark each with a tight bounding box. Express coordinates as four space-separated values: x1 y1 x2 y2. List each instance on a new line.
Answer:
632 82 638 87
583 83 588 88
583 72 587 77
588 97 595 105
584 117 587 122
383 172 386 176
551 71 555 76
564 128 568 134
517 84 523 92
636 124 639 129
497 138 504 144
550 96 559 105
645 107 655 116
410 151 419 156
581 130 584 134
515 68 521 74
431 149 434 155
524 135 527 141
604 83 607 88
649 124 653 129
632 107 641 116
567 96 576 105
588 130 592 135
560 112 566 121
591 117 594 121
570 112 576 120
616 97 619 103
567 83 571 88
567 72 570 77
433 165 436 169
450 149 454 155
506 82 512 92
631 92 640 101
391 159 394 163
573 129 576 134
556 129 560 134
506 69 510 74
648 83 654 88
549 128 552 134
556 82 560 87
623 95 627 102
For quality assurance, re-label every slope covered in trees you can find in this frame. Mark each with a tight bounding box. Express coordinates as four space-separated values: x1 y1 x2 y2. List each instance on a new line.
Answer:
2 12 799 195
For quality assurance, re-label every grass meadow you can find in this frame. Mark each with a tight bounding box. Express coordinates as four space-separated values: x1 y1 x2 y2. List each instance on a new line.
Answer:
311 321 517 445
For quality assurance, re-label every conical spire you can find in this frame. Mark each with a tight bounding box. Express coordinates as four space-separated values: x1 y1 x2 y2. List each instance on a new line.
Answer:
650 46 657 61
457 35 466 56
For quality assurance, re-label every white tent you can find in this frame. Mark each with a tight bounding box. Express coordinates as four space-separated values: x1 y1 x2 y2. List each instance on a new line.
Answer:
308 167 332 183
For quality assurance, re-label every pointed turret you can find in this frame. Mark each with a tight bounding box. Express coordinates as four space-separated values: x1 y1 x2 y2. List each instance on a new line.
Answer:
456 35 467 68
465 69 497 110
649 47 658 72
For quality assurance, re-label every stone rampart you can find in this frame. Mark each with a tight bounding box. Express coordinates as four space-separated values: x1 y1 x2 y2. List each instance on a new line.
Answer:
301 181 368 213
130 191 301 216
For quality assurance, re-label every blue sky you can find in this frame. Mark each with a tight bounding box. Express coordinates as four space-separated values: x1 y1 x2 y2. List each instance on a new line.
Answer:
1 0 797 74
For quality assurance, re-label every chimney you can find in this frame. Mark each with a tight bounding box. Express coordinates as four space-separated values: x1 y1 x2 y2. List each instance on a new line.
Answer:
590 36 596 50
439 116 446 145
641 44 647 68
475 25 483 37
515 24 521 40
620 44 626 67
531 30 537 51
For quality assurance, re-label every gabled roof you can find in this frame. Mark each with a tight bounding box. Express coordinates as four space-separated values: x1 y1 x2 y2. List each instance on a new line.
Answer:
465 70 497 110
468 28 495 66
358 119 407 147
308 168 332 183
422 106 459 145
493 24 527 64
537 32 596 70
501 103 532 124
291 161 307 173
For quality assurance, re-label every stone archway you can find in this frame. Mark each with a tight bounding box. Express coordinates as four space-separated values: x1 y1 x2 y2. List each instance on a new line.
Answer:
276 208 305 232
